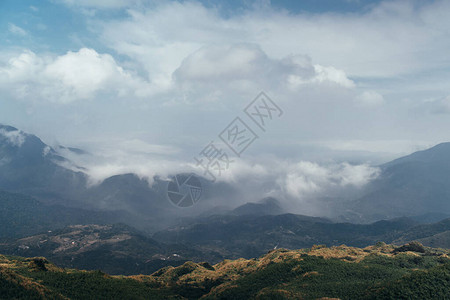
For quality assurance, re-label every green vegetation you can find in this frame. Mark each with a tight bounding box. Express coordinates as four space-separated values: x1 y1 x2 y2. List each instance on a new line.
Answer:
0 243 449 299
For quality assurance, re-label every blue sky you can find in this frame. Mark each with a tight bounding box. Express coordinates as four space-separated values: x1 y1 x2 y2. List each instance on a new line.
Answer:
1 0 386 53
197 0 384 15
1 0 102 53
1 0 450 204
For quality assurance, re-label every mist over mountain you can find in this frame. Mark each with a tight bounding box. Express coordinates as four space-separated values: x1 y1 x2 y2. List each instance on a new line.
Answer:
2 123 450 230
0 124 244 231
0 124 88 205
0 189 133 239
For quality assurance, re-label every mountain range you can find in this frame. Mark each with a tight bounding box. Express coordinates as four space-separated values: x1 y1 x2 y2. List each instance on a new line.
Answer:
3 124 450 226
1 124 450 275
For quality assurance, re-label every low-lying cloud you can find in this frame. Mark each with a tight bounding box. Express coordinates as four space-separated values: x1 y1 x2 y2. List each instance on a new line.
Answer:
0 128 26 147
59 141 380 216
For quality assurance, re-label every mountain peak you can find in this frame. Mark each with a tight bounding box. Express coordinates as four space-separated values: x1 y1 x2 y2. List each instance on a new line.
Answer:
231 197 283 216
0 124 20 132
0 124 28 147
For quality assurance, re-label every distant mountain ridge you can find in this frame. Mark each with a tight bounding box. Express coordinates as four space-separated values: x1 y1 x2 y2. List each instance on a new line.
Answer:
0 189 133 239
3 123 450 228
153 211 450 260
342 143 450 222
0 124 88 206
230 197 284 216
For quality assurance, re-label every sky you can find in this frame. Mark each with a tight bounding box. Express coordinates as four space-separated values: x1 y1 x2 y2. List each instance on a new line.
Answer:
1 0 450 208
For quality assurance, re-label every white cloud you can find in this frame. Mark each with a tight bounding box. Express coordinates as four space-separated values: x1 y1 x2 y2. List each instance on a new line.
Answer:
61 140 190 186
44 48 135 101
356 90 385 107
0 128 26 147
102 1 362 96
174 44 269 82
99 1 450 81
280 161 379 199
0 48 152 103
312 65 355 88
173 44 353 101
42 145 52 156
286 64 355 89
58 142 380 215
0 44 358 107
8 23 27 36
189 155 379 201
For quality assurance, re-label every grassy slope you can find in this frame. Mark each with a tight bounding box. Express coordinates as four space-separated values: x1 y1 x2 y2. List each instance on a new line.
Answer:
0 243 449 299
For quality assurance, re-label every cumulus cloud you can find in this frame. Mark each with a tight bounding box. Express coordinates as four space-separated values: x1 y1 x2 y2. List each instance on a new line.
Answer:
173 44 354 103
100 0 450 80
0 43 359 108
174 44 270 83
43 48 147 101
0 48 151 103
312 65 355 88
286 64 355 90
100 1 362 100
